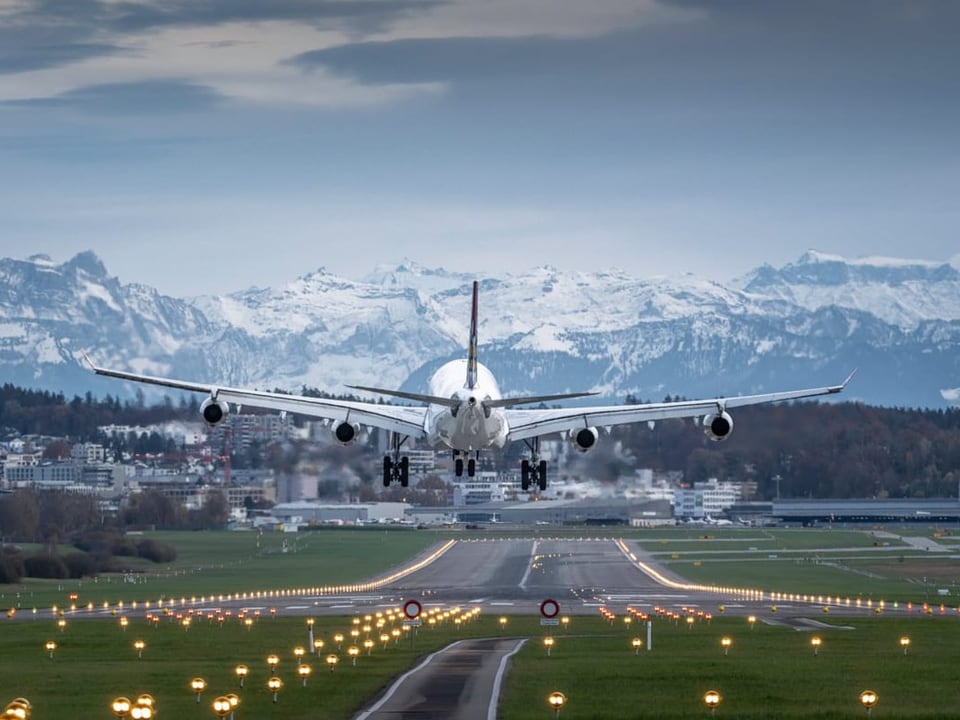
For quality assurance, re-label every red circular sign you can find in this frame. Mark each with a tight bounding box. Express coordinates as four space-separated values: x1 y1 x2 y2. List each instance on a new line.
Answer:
403 600 423 619
540 599 560 619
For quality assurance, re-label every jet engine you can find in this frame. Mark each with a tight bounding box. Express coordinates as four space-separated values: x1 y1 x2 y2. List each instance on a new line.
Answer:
200 397 229 426
702 411 734 441
570 426 599 452
333 421 361 446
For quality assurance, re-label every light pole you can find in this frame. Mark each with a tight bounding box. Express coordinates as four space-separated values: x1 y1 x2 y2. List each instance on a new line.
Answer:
547 692 567 719
4 698 32 720
267 676 284 704
234 664 248 688
543 636 555 657
110 697 132 719
747 615 756 630
810 637 822 656
326 654 339 672
133 640 146 659
720 637 732 656
313 638 325 654
133 694 155 720
45 640 56 660
632 637 643 655
212 696 232 718
225 693 240 720
266 653 280 675
348 645 360 666
703 690 722 717
900 636 911 655
499 616 508 632
333 633 344 650
298 664 312 687
190 677 207 704
859 690 879 717
293 646 306 664
363 638 375 656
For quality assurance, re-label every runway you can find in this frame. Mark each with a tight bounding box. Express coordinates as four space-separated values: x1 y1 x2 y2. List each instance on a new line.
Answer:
352 537 721 616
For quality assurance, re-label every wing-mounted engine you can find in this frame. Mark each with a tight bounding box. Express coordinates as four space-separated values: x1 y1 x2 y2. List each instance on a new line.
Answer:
333 421 361 446
702 411 734 441
200 397 229 426
570 426 599 453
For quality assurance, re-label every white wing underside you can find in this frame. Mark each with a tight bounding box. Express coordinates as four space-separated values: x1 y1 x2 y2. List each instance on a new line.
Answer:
87 359 851 446
504 380 851 442
85 364 428 439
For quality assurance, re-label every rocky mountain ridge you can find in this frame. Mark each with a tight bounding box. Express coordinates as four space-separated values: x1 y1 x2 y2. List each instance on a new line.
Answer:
1 250 957 408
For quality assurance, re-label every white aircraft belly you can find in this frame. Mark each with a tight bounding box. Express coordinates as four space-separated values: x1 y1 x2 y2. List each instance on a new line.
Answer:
431 404 507 451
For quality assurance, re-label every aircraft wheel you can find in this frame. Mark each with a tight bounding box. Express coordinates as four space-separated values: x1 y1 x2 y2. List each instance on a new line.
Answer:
467 458 476 477
382 457 392 487
538 460 548 491
455 458 464 477
521 460 530 491
400 456 410 487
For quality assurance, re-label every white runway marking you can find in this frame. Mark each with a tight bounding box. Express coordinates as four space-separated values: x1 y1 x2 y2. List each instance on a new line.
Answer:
519 540 539 590
487 639 527 720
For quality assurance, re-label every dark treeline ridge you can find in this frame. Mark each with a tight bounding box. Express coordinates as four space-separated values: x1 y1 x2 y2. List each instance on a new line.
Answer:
2 383 959 500
611 401 960 500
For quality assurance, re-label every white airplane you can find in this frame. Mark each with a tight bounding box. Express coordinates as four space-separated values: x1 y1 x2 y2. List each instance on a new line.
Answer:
85 281 854 492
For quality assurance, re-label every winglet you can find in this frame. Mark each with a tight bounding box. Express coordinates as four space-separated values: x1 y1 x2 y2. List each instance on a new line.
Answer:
830 368 858 393
466 280 479 390
78 350 96 371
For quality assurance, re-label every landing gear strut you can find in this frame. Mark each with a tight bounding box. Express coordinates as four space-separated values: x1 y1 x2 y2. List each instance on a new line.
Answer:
453 451 479 477
382 432 410 487
520 438 547 492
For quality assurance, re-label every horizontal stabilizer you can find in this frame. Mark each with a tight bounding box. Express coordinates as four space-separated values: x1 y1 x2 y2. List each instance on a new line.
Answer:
346 385 460 408
485 391 599 409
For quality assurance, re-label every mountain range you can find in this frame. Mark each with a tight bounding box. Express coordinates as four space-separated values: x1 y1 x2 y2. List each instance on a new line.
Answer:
1 250 958 409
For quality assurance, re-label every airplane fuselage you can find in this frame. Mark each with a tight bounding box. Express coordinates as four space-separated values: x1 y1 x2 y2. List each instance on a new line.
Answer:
424 359 508 452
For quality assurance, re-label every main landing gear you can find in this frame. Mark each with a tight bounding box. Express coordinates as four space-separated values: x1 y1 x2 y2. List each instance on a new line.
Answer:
383 433 410 487
520 437 547 492
453 450 478 477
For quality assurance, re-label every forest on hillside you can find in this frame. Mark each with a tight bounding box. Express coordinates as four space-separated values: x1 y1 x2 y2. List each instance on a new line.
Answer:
2 383 959 500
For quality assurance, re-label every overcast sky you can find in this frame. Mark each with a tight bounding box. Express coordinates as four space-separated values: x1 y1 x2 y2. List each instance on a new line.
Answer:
1 0 957 296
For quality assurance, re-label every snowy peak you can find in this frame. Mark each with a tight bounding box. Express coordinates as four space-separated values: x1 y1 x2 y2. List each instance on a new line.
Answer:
0 250 958 408
738 250 960 327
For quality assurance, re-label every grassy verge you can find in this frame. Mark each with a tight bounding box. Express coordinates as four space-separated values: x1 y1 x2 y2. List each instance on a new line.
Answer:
499 614 960 719
2 529 441 610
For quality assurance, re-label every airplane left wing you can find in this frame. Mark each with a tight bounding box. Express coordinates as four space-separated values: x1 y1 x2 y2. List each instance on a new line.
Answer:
84 358 428 439
504 372 855 442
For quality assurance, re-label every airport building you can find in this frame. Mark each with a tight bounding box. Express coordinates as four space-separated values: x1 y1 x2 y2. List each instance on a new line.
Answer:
673 479 743 520
270 501 411 526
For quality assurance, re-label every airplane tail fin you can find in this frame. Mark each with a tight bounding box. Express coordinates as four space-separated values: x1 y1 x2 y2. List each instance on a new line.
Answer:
467 280 479 390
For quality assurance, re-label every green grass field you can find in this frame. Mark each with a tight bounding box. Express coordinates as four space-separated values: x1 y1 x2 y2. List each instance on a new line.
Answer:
5 526 960 718
500 614 960 719
2 529 441 611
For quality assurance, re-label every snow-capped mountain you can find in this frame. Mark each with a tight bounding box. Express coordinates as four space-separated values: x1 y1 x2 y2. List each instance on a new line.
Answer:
1 250 958 408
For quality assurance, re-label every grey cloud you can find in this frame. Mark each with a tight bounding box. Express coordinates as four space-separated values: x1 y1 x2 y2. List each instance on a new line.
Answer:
0 39 124 73
3 79 224 115
287 34 635 84
1 0 443 74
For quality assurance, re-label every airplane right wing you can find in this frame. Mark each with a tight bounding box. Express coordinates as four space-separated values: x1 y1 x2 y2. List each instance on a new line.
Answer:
504 372 855 442
84 357 429 439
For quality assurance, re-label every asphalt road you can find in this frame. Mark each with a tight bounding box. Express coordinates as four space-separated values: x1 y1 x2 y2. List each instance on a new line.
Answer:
354 637 526 720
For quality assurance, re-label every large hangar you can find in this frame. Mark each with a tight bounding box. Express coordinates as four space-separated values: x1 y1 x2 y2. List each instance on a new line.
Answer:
772 499 960 525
